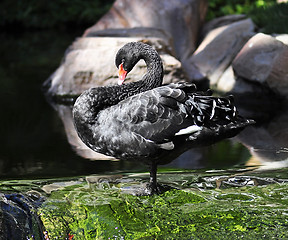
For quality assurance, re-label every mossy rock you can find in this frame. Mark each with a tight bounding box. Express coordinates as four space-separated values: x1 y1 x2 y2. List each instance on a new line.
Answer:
38 175 288 239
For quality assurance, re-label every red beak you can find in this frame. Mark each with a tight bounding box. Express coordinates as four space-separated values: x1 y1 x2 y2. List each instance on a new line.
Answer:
118 63 128 85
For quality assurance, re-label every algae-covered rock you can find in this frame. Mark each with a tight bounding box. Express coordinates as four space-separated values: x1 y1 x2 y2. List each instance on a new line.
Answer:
38 170 288 239
1 172 288 239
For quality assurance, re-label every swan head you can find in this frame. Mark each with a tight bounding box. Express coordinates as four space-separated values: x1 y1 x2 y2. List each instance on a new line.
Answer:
115 42 144 85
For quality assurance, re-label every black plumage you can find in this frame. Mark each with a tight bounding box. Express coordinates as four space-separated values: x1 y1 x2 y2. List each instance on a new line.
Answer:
73 42 254 194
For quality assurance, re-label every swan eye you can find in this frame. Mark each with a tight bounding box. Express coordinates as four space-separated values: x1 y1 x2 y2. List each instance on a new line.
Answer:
121 59 128 71
121 58 126 66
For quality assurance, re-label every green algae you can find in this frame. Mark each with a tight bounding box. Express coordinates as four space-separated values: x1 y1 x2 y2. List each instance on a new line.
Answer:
2 172 288 239
37 170 288 240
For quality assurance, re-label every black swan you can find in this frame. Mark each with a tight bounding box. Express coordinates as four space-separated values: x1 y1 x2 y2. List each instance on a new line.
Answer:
73 42 254 194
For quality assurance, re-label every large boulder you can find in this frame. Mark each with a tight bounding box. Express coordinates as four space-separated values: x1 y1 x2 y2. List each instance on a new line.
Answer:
85 27 175 55
232 33 288 97
199 14 248 41
275 34 288 45
188 18 255 85
84 0 208 62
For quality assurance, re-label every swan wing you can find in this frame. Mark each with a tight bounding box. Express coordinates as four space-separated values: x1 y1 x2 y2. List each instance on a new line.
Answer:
113 84 194 143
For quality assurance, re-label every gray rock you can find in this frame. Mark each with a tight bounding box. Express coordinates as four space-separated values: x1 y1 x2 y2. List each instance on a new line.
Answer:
85 27 175 56
0 193 45 240
200 14 248 41
84 0 208 62
233 33 288 97
188 18 255 85
216 66 235 92
274 34 288 46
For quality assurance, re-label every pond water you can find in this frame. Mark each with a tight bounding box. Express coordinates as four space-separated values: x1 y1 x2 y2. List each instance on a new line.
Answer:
0 29 146 179
1 29 288 239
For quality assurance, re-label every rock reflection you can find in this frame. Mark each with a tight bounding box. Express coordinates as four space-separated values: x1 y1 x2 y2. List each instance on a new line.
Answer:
54 103 115 160
236 98 288 169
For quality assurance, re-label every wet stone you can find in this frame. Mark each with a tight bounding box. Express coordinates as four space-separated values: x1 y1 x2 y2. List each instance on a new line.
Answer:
0 192 45 240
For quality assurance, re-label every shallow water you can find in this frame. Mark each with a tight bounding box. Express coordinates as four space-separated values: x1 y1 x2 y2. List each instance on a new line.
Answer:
1 29 288 239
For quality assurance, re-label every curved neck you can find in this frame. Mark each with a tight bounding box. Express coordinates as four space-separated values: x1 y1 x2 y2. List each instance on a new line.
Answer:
139 45 163 90
119 48 163 102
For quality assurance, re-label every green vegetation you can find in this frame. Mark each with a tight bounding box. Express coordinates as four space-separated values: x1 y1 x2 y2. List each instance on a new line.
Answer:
0 0 114 29
37 169 288 239
206 0 276 20
249 2 288 33
207 0 288 34
1 169 288 239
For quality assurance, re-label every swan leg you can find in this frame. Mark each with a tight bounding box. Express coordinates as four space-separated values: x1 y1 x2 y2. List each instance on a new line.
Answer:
146 163 172 195
149 162 158 194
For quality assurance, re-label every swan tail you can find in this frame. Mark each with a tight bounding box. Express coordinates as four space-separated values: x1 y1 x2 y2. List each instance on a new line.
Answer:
184 94 238 127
